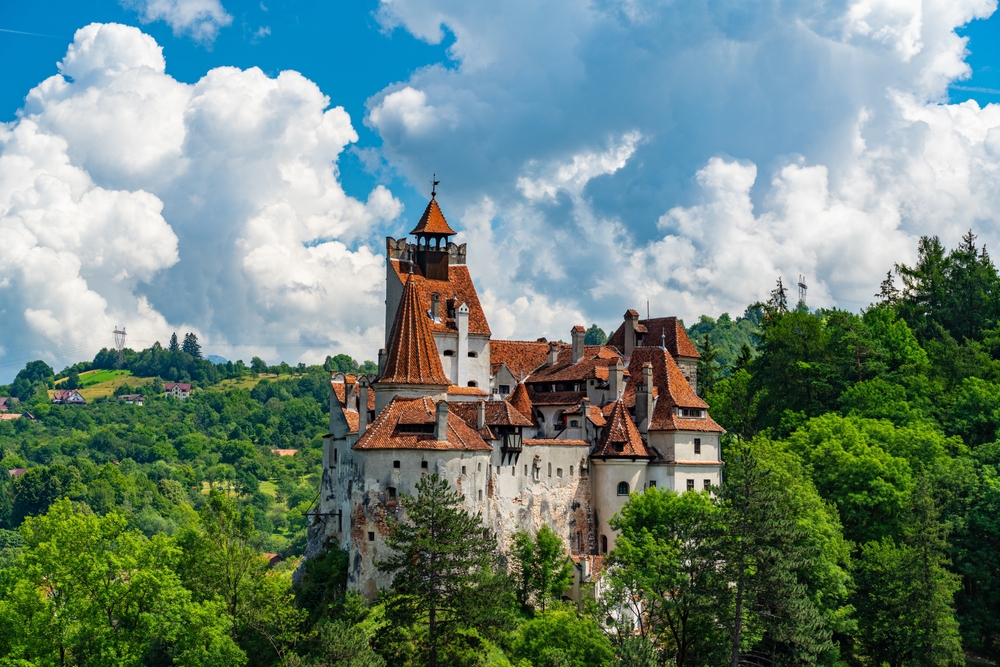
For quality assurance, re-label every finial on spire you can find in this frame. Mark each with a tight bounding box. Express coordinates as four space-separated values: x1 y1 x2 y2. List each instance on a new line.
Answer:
661 329 666 349
431 173 440 198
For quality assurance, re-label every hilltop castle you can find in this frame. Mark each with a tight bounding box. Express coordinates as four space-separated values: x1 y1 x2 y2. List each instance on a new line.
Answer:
309 196 723 598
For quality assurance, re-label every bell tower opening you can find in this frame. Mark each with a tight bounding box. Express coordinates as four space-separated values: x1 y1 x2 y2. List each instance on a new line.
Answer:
409 182 456 281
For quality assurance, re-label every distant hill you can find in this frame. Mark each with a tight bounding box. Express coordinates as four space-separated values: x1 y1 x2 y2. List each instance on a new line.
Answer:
206 355 230 365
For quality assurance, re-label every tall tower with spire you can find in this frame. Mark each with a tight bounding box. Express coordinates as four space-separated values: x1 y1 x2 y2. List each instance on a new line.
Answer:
409 196 457 280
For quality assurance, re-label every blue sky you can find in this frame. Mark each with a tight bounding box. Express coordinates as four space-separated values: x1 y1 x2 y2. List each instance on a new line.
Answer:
3 0 1000 381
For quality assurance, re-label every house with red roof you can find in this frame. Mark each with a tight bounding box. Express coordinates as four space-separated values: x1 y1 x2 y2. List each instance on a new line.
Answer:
163 383 191 400
52 389 86 405
310 194 723 599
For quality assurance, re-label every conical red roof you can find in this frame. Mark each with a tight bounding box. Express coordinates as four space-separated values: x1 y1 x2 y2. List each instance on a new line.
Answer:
380 277 450 386
507 382 534 423
409 198 457 236
593 399 652 458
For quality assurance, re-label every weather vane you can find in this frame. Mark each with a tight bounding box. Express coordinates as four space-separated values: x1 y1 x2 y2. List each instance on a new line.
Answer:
431 173 440 198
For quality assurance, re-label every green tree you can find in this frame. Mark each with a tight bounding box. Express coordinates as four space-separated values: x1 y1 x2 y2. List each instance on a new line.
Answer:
182 333 202 358
584 324 607 345
607 487 727 666
251 357 268 375
0 499 243 667
852 478 964 666
376 474 514 667
66 371 80 389
719 439 837 667
509 607 614 667
510 525 573 612
697 332 720 396
169 332 181 353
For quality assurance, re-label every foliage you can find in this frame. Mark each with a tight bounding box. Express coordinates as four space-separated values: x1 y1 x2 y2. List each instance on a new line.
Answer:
376 474 515 667
510 525 573 612
509 607 614 667
583 324 607 345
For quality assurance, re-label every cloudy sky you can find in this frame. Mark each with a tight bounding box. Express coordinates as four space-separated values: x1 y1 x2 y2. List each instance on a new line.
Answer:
2 0 1000 381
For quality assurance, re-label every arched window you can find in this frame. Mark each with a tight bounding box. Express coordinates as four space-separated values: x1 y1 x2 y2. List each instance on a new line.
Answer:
468 351 478 358
467 381 478 387
443 350 455 356
601 535 608 554
570 420 579 427
617 481 630 496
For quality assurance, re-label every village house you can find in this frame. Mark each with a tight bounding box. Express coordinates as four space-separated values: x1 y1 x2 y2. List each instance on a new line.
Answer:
51 389 86 405
117 394 144 406
308 195 723 599
163 382 191 400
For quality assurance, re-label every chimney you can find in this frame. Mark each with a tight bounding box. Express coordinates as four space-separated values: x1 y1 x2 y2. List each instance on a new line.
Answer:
477 400 486 430
610 358 624 398
431 292 441 321
580 397 591 439
345 379 357 413
623 310 639 357
571 326 585 364
358 378 369 437
548 341 560 365
328 371 337 433
436 401 450 442
377 348 387 378
635 361 654 434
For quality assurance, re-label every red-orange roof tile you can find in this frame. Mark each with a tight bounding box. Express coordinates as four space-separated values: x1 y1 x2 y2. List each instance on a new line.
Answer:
507 382 534 422
450 400 534 428
380 277 451 386
447 385 489 396
388 259 491 336
490 340 552 379
409 198 457 235
623 348 723 433
593 400 654 458
608 316 700 359
528 345 625 384
353 397 492 451
523 438 590 446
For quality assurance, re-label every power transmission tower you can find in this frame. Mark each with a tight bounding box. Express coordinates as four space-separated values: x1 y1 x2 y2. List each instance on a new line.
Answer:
797 275 808 306
113 326 127 369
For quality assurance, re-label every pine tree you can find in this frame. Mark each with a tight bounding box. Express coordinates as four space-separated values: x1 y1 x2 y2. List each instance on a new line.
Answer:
697 333 720 396
719 440 833 667
376 474 513 667
168 332 180 353
510 524 574 612
182 333 202 359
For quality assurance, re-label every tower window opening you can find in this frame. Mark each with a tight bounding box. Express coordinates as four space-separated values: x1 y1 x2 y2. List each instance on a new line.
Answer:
368 531 375 542
421 460 428 469
601 535 608 554
687 479 695 491
617 481 630 496
393 460 400 468
443 350 455 356
468 381 478 387
694 438 702 455
468 351 478 358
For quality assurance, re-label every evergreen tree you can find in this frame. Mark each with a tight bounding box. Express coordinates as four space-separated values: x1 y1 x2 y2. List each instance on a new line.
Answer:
376 474 513 667
169 332 180 353
697 332 720 396
182 332 202 359
584 324 608 345
719 440 834 667
853 477 964 667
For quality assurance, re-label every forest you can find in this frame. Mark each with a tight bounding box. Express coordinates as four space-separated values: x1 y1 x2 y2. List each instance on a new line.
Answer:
2 231 1000 666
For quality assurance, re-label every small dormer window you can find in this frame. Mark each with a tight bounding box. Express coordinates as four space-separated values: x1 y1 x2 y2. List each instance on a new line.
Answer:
679 408 705 419
569 420 579 427
443 350 455 357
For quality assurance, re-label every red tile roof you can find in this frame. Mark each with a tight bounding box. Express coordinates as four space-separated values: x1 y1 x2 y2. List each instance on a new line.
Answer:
451 400 533 429
490 340 552 379
527 390 587 406
607 316 700 359
353 397 492 451
624 348 723 433
380 277 451 386
528 345 625 384
447 385 489 396
409 198 457 236
388 258 491 336
523 438 590 446
164 382 192 391
507 382 534 423
593 400 654 458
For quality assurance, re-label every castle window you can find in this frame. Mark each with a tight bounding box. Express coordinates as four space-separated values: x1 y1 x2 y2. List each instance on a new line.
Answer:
332 448 337 465
468 351 477 358
617 482 630 496
680 408 705 418
704 479 711 491
548 462 552 477
570 420 579 427
499 384 510 395
694 438 701 455
649 480 656 489
468 381 478 387
368 531 375 542
601 535 608 554
570 465 574 476
512 467 516 476
338 513 342 532
557 468 563 478
524 465 528 476
462 465 467 475
478 462 482 472
686 479 695 492
478 490 483 501
393 460 400 468
387 487 397 504
421 461 428 469
443 350 455 356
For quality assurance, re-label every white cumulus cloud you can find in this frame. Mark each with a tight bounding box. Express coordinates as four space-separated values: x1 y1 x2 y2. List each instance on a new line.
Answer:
122 0 233 43
0 23 400 380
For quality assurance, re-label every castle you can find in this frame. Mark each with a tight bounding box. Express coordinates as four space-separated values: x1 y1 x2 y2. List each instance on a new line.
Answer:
310 195 723 598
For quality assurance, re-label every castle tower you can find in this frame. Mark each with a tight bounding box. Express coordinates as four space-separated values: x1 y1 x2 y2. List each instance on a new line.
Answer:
410 197 457 280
